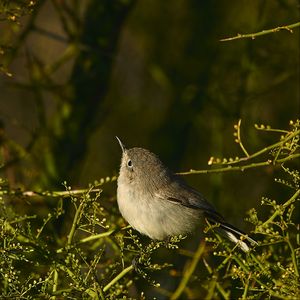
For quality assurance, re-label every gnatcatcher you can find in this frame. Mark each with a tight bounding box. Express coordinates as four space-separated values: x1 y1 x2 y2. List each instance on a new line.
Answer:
116 137 257 252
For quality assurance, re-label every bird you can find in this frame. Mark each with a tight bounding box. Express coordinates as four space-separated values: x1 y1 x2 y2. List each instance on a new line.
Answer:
116 137 257 252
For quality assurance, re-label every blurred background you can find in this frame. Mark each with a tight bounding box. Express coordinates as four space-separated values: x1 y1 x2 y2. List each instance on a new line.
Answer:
0 0 299 247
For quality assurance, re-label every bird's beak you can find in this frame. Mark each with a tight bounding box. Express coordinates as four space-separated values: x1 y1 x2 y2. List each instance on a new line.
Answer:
116 136 126 153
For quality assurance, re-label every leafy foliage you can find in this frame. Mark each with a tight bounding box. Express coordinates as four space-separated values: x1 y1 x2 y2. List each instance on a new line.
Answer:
0 121 299 299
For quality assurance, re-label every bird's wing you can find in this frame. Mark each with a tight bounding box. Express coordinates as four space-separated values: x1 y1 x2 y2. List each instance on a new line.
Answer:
155 179 257 251
154 178 224 220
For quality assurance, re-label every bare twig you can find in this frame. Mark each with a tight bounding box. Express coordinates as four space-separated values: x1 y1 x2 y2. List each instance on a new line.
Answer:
220 21 300 42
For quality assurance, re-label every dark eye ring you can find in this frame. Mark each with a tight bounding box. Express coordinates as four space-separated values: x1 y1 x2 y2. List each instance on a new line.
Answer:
127 159 133 168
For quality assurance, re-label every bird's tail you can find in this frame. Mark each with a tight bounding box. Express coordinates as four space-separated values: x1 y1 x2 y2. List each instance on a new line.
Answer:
204 211 257 252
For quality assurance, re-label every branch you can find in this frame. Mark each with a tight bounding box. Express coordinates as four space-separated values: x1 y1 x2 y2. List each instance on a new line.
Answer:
178 124 300 175
177 153 300 175
171 241 206 300
256 188 300 231
102 265 134 292
220 21 300 42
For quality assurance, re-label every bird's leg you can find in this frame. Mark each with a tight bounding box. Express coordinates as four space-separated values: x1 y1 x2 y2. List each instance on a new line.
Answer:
131 256 140 272
164 236 172 248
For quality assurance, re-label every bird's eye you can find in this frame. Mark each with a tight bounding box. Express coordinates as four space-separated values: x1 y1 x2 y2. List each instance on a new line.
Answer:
127 159 133 168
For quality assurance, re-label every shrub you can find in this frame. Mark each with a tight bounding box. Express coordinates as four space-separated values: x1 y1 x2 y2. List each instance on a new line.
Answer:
0 120 299 299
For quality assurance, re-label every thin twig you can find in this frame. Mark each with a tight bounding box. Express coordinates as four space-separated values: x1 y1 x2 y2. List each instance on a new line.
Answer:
171 241 206 300
78 230 115 244
286 235 299 278
102 265 134 292
256 189 300 231
202 259 230 300
220 21 300 41
178 153 300 175
235 119 249 157
67 199 84 245
51 269 58 300
210 129 300 167
178 128 300 174
241 272 252 300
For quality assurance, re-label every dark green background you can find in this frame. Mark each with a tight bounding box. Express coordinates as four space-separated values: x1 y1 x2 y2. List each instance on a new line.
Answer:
0 0 299 242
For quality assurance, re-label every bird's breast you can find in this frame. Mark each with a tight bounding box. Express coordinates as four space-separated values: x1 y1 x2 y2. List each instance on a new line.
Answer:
117 179 200 240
